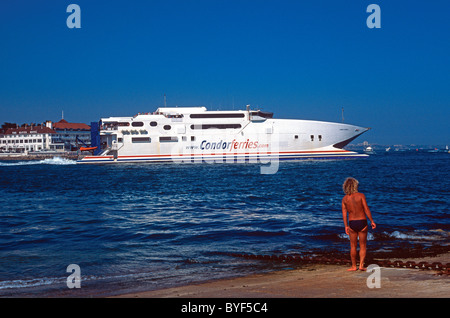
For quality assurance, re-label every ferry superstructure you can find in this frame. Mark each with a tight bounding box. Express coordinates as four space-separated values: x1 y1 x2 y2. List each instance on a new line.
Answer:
77 106 370 164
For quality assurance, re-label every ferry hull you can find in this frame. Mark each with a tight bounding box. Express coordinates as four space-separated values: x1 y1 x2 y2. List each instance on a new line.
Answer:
77 150 368 164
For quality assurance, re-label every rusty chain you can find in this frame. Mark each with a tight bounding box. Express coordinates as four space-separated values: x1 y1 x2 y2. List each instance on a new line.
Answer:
229 253 450 276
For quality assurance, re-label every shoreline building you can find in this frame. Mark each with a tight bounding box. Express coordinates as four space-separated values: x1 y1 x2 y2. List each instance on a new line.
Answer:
50 119 91 151
0 119 91 153
0 126 57 153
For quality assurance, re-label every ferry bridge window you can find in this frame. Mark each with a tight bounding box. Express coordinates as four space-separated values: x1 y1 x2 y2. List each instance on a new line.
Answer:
294 135 298 139
150 121 157 127
310 135 314 141
159 136 178 142
164 125 171 130
132 137 151 143
190 124 241 130
132 122 144 127
190 113 245 119
319 135 322 141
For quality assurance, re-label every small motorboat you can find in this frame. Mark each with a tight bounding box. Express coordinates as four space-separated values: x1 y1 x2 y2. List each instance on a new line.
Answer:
364 146 376 155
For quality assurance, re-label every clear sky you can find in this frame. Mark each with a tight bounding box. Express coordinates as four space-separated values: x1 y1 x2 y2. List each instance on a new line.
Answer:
0 1 449 145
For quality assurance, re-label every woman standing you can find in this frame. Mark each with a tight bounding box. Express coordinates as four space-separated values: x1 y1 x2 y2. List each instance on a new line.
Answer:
342 177 376 271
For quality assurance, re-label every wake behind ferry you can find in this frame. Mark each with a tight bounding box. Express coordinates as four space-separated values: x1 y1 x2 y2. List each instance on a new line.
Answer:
77 106 370 164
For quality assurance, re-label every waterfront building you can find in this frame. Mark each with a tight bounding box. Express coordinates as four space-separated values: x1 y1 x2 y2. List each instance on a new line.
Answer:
0 119 91 153
51 119 91 151
0 126 58 153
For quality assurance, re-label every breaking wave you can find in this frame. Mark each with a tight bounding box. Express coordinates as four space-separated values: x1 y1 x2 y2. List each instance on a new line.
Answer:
382 229 448 241
338 229 448 242
0 277 60 290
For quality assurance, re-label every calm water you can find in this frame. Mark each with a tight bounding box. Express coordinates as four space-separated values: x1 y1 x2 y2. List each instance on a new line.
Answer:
0 152 448 297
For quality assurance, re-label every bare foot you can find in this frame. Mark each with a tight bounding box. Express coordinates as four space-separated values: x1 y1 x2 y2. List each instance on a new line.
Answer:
347 267 358 271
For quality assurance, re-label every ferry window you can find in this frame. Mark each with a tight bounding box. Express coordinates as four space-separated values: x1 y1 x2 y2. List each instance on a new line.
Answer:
182 136 187 141
118 122 130 126
150 121 157 127
250 111 274 119
190 124 241 130
159 136 178 142
191 136 195 141
190 113 245 119
118 138 123 143
310 135 314 141
132 122 144 127
318 135 322 141
164 125 171 130
167 114 183 119
132 137 151 143
294 135 298 139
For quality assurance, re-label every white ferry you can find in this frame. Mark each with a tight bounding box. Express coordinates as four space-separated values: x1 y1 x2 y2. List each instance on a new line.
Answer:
77 106 370 164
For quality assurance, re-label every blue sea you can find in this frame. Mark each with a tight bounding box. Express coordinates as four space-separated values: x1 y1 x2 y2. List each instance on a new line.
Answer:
0 152 448 297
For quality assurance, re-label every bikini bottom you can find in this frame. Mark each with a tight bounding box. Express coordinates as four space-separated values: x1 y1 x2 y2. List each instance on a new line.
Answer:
349 219 368 232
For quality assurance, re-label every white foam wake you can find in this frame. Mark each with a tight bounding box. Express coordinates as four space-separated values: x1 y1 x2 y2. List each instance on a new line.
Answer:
0 157 76 166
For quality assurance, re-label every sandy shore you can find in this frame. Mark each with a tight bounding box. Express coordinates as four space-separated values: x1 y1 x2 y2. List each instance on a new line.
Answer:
112 253 449 298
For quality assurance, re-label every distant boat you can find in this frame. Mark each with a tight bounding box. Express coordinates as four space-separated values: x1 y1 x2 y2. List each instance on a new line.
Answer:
428 148 439 153
385 147 391 152
364 146 376 155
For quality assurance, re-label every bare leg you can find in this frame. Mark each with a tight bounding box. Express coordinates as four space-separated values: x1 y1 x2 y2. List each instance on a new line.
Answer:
358 226 368 271
348 228 358 271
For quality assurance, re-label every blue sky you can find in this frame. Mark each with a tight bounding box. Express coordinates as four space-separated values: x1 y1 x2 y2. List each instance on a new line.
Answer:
0 0 449 145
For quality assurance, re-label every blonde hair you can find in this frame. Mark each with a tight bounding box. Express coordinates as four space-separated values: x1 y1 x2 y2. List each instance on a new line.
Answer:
343 177 359 195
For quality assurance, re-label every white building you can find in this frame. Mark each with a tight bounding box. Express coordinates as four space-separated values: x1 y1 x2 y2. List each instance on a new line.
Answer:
0 126 62 153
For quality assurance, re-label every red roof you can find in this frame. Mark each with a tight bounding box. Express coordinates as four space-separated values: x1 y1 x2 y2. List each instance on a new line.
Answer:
4 126 56 135
53 119 90 131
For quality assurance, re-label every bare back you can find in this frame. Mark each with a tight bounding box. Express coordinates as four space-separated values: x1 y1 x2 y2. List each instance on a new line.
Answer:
342 192 369 221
